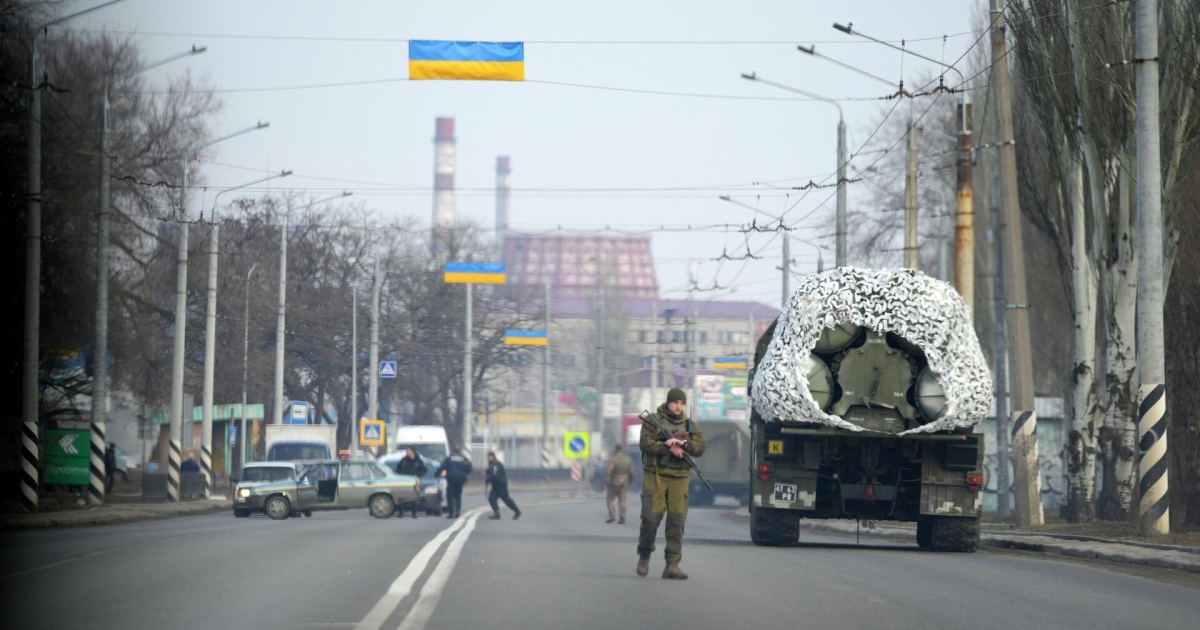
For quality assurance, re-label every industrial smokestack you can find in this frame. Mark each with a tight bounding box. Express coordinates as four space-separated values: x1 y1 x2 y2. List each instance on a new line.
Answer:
432 117 456 235
495 156 511 254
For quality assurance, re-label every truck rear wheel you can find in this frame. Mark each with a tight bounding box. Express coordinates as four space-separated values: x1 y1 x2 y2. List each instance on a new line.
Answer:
929 516 980 552
916 519 933 549
750 505 800 547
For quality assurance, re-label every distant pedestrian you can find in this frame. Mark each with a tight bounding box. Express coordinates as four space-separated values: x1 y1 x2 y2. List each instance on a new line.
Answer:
440 445 472 519
181 454 200 473
104 444 118 492
605 444 632 524
637 387 705 580
395 447 427 519
485 452 521 520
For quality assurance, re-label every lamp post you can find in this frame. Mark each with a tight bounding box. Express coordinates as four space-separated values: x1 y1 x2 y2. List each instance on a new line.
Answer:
740 73 847 268
798 43 919 268
238 261 260 475
89 45 205 505
22 0 129 514
200 170 292 499
833 22 974 310
167 121 269 503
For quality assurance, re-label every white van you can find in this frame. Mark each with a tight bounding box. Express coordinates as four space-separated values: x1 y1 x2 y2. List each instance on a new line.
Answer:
392 425 451 464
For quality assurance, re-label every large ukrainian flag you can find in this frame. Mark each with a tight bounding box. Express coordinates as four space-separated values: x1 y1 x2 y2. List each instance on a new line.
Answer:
409 40 525 81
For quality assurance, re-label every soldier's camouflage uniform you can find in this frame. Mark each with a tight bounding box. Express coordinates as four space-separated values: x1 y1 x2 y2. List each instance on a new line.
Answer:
638 403 705 564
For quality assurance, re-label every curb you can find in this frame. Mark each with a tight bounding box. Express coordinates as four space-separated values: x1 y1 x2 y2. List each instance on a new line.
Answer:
729 509 1200 575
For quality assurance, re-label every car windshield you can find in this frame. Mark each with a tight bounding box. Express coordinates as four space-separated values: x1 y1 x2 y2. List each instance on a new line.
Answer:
240 467 295 483
268 444 329 461
396 444 447 461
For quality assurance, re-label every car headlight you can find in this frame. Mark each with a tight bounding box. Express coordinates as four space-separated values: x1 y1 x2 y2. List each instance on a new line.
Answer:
238 488 251 498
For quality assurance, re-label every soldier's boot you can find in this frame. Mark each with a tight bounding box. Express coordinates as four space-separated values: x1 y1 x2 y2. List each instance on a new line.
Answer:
636 555 651 577
606 515 616 524
618 516 626 524
662 563 688 580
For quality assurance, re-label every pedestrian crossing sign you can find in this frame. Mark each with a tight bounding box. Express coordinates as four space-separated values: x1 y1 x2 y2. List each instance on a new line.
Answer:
379 361 397 378
563 432 590 460
360 419 386 447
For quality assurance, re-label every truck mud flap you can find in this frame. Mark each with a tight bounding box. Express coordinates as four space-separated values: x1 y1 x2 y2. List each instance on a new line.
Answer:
919 483 982 516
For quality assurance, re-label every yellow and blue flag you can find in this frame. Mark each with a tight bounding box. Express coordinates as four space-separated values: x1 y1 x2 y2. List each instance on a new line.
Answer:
712 357 747 370
444 262 506 284
504 330 548 346
409 40 525 81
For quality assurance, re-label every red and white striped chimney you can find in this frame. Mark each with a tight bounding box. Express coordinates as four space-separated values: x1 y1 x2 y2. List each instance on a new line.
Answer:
432 117 456 231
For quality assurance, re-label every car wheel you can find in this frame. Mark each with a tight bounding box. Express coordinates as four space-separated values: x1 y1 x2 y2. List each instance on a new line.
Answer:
265 495 291 521
369 494 394 519
233 509 250 518
116 470 128 483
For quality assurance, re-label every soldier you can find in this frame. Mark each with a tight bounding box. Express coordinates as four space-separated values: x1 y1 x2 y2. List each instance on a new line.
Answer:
485 452 521 520
605 444 633 524
636 387 705 580
440 444 472 519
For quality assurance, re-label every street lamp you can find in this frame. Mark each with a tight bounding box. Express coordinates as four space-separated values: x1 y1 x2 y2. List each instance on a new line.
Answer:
201 170 292 498
799 43 920 269
22 0 129 514
89 45 205 505
740 72 847 268
832 22 975 309
272 190 352 457
166 120 269 503
238 261 260 475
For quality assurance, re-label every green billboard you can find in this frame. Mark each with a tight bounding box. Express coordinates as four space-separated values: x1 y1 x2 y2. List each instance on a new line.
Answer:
45 429 90 486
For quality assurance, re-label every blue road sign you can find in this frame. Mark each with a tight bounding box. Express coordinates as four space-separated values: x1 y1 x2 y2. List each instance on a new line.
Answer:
288 401 309 425
379 361 397 378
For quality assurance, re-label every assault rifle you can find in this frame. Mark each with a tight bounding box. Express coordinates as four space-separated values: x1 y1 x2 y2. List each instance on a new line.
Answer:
638 410 714 492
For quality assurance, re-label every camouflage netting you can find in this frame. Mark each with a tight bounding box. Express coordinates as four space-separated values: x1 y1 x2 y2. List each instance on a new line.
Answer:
751 267 993 434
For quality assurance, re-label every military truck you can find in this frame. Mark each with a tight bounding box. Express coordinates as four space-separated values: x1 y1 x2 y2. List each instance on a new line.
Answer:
747 269 988 552
688 418 750 506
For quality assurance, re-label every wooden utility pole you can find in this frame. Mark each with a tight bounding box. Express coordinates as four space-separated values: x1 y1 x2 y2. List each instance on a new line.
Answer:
989 0 1043 526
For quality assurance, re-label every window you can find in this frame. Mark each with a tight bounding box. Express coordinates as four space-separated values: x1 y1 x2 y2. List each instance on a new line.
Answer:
369 463 392 478
240 466 296 483
640 356 654 368
343 463 373 480
656 331 667 343
395 443 448 461
637 330 648 343
672 331 684 343
553 354 577 367
699 331 708 345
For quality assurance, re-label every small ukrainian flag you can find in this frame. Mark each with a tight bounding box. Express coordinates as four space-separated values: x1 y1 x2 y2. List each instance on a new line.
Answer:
444 262 506 284
504 330 548 346
712 357 747 370
409 40 525 81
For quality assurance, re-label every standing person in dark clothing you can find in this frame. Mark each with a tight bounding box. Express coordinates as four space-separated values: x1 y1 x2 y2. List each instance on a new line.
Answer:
395 447 427 519
485 452 521 520
104 444 118 492
439 444 472 519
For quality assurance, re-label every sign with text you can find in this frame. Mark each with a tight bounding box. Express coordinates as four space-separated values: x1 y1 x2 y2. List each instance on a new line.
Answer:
602 393 622 419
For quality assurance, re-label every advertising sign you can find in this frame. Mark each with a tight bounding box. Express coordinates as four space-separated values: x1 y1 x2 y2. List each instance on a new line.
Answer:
602 394 622 419
45 429 90 486
694 375 748 420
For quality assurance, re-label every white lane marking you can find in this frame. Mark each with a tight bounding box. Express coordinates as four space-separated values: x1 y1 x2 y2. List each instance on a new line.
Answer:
395 511 483 630
354 508 488 630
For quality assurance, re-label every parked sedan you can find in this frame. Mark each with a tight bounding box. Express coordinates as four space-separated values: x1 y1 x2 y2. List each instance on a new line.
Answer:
238 459 421 520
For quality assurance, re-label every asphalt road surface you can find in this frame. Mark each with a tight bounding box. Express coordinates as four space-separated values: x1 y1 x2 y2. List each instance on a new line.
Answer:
3 491 1199 630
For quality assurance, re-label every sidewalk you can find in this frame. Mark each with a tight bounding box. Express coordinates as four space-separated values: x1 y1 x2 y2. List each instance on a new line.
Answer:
731 508 1200 575
1 496 232 531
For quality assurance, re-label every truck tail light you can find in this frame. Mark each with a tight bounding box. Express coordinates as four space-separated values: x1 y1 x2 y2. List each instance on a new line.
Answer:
757 463 773 481
966 473 984 492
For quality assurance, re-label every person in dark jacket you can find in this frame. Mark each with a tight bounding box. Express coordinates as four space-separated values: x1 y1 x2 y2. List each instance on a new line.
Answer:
104 444 118 492
485 452 521 520
439 445 472 519
395 447 427 518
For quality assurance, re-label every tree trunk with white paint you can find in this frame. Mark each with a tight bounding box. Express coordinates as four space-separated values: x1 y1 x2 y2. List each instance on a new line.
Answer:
1065 153 1099 523
1102 164 1138 522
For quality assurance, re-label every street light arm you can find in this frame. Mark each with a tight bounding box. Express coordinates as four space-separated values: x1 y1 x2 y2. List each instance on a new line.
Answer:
309 191 354 206
37 0 128 30
117 46 206 83
832 22 966 88
211 170 293 221
741 72 842 121
188 121 270 156
797 44 901 92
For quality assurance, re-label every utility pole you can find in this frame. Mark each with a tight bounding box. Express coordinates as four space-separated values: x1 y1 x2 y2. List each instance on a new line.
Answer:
369 261 382 456
836 117 848 267
89 85 113 507
351 285 358 456
596 281 606 436
273 205 288 430
1135 0 1168 536
904 105 920 269
782 235 791 305
650 297 659 406
239 262 258 475
167 163 189 503
956 100 975 313
990 0 1042 526
992 173 1011 520
461 282 472 448
542 281 551 469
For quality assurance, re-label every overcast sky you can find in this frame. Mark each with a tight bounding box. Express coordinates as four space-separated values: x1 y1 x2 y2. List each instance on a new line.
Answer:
64 0 980 309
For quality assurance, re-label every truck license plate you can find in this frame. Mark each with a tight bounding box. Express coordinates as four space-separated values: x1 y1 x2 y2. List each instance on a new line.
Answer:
773 483 797 502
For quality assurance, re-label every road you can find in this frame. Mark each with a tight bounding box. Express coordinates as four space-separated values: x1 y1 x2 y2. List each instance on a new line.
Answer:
3 491 1198 630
